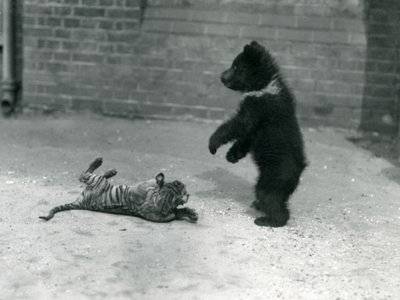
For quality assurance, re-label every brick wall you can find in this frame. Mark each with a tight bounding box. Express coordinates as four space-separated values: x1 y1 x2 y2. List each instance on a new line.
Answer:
21 0 400 132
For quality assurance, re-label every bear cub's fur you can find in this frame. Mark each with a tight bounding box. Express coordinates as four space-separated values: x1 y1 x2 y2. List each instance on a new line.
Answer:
208 41 307 227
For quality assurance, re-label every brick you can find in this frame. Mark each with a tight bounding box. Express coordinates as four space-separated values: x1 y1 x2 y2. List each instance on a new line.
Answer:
84 0 97 6
106 56 122 65
366 61 397 74
80 42 98 52
54 29 71 39
333 18 365 33
99 44 115 54
369 10 390 24
296 16 332 30
313 31 348 44
225 12 260 25
206 24 242 37
137 103 174 117
28 5 52 15
315 81 363 95
142 20 172 33
145 8 191 20
54 52 71 61
278 28 313 42
122 21 139 30
106 8 141 19
104 100 140 117
367 36 394 48
72 53 104 63
45 40 61 50
259 14 296 28
348 33 366 45
62 41 80 50
73 7 105 18
191 10 225 23
71 98 104 113
47 17 62 26
24 16 37 26
46 62 68 73
98 0 114 5
99 20 114 30
107 32 140 43
368 23 397 36
241 26 277 40
365 73 397 85
171 21 206 35
24 27 53 37
138 56 165 68
116 43 133 54
125 0 141 7
53 6 72 16
29 50 53 61
112 89 130 100
72 30 106 42
64 18 80 28
81 19 98 28
361 96 396 108
290 78 316 92
27 94 57 107
364 85 395 98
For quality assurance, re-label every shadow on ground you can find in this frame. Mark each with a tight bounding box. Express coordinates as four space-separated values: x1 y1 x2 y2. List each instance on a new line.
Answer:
347 132 400 184
195 167 253 205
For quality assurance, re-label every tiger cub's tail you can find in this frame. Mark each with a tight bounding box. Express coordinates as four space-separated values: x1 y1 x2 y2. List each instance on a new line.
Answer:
39 199 84 221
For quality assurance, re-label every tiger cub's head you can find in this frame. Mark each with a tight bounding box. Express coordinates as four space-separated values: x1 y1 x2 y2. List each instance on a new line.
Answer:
156 173 189 207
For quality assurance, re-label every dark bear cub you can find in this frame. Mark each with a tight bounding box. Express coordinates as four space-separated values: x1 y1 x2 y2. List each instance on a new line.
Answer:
208 41 307 227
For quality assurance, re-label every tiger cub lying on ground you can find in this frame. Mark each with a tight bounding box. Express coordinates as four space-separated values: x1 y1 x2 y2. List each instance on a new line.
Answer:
39 157 198 223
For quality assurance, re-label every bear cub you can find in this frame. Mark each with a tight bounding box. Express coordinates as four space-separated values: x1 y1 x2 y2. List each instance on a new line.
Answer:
208 41 307 227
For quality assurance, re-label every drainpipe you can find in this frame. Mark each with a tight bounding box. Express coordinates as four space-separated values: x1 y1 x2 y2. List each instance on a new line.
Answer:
1 0 18 116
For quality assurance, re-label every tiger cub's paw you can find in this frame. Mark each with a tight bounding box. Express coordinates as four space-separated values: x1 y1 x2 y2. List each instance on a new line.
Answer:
104 169 117 178
186 208 198 222
92 157 103 168
176 207 198 222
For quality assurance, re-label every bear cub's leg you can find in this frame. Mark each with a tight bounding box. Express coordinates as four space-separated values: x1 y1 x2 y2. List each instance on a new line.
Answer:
226 138 251 163
253 171 291 227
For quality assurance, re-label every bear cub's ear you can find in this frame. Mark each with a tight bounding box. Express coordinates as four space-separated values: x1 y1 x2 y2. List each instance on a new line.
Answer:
250 40 261 48
243 41 262 62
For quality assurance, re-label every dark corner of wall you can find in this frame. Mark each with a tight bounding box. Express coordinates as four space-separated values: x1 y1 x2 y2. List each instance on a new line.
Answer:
360 0 400 134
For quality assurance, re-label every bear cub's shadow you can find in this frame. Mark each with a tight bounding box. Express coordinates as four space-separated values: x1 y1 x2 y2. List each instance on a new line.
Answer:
195 167 255 209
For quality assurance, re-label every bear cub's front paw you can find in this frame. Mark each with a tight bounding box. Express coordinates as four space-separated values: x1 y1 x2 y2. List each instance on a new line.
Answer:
208 135 220 155
226 148 240 163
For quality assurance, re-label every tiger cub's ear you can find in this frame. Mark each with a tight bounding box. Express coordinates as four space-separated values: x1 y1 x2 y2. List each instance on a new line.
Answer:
156 173 165 188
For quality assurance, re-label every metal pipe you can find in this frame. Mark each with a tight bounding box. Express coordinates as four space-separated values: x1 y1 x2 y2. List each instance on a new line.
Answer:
1 0 18 116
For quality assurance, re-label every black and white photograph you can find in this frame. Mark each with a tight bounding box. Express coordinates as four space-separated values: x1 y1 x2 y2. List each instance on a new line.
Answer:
0 0 399 299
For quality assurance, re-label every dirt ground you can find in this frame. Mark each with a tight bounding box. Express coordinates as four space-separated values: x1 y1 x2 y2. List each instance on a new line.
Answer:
0 112 399 300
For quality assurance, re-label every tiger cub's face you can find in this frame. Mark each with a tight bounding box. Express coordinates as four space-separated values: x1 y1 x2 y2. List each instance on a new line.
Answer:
167 180 189 206
156 173 190 207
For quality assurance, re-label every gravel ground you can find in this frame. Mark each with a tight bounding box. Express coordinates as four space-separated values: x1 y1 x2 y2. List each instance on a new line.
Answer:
0 112 399 300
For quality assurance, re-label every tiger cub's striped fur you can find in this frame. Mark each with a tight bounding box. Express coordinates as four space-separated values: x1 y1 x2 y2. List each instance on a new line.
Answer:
39 157 198 223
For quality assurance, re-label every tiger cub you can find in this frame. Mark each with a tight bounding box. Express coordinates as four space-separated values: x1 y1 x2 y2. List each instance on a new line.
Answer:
39 157 198 223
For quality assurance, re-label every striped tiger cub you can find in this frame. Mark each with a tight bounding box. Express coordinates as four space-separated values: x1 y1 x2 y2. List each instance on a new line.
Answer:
39 157 198 223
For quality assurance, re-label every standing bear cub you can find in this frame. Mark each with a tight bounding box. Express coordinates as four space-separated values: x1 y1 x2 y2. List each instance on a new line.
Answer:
208 41 307 227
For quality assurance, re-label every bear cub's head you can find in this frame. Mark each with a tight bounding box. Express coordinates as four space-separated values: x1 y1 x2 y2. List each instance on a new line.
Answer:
220 41 278 93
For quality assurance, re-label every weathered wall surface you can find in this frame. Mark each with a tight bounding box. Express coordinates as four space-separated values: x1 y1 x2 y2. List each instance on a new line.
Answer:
21 0 400 132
